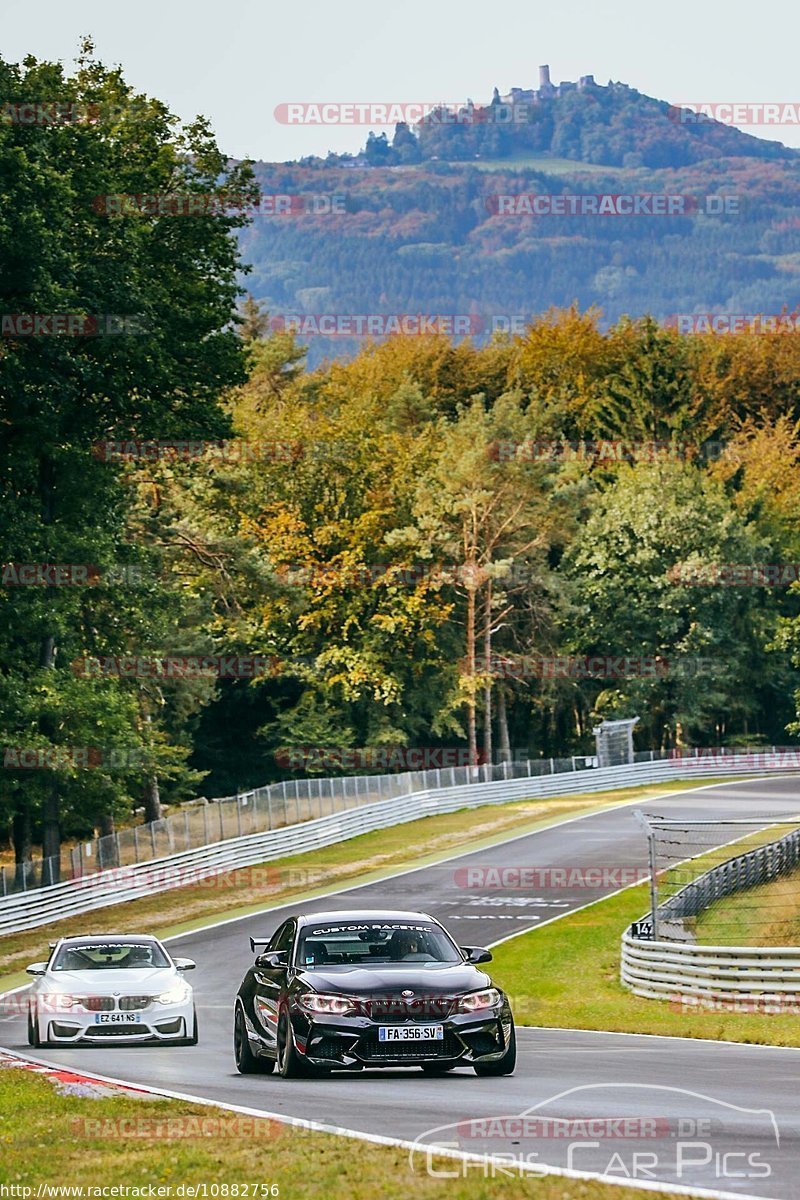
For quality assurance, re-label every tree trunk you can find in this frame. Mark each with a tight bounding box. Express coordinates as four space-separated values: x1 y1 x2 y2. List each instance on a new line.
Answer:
41 786 61 885
98 812 119 868
143 774 162 824
12 803 32 889
38 454 61 885
497 686 511 763
466 580 478 768
482 581 493 766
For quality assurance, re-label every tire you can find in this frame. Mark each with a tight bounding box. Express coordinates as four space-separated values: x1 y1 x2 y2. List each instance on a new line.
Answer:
234 1004 274 1074
473 1021 516 1077
277 1009 307 1079
27 1006 39 1048
421 1062 458 1074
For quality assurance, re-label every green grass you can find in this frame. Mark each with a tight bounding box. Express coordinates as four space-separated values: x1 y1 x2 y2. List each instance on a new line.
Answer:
0 777 739 990
491 878 800 1045
695 863 800 946
0 1064 689 1199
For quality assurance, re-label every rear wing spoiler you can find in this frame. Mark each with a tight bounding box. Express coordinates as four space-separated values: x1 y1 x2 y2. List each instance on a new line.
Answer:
249 937 271 954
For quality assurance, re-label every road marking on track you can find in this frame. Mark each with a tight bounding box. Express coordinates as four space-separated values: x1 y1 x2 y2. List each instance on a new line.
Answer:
162 774 796 946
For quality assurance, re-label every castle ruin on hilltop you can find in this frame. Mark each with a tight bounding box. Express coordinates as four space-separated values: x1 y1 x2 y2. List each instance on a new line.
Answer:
499 65 596 107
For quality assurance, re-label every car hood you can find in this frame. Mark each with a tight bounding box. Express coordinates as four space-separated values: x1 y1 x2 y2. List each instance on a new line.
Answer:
295 962 492 995
40 968 181 994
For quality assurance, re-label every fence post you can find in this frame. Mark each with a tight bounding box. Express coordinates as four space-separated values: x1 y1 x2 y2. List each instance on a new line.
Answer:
133 825 140 863
150 822 157 857
634 810 659 942
236 794 242 838
549 758 554 773
267 787 273 830
218 801 225 840
184 811 190 850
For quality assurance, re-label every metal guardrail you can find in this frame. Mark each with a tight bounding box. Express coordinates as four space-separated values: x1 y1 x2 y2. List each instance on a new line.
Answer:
621 935 800 1004
1 750 796 938
1 752 604 896
622 818 800 1004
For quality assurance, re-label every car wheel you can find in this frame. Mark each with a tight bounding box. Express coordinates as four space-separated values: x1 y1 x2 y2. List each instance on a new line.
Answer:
234 1004 274 1074
421 1062 457 1074
277 1009 307 1079
473 1021 516 1077
27 1006 40 1048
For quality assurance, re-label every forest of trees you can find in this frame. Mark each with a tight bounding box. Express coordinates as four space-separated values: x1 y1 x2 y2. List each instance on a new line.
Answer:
4 47 800 881
244 148 800 369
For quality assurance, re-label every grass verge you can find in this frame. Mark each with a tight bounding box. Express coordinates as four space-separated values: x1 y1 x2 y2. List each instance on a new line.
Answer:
695 864 800 946
0 1063 687 1200
490 879 800 1046
0 777 739 990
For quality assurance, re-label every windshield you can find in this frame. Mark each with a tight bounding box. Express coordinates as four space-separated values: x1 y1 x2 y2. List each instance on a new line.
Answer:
296 920 461 966
51 942 171 971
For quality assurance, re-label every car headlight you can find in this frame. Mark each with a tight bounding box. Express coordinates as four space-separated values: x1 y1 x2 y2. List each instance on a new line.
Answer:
458 988 501 1012
156 983 191 1005
41 992 77 1010
296 992 356 1016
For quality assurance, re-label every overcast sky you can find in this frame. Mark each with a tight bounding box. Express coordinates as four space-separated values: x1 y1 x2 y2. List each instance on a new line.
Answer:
3 0 798 160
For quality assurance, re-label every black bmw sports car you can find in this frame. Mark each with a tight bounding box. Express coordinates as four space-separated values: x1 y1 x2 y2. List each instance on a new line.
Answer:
233 909 516 1078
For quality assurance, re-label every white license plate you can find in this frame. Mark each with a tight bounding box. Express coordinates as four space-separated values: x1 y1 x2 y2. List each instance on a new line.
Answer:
378 1025 443 1042
94 1013 141 1024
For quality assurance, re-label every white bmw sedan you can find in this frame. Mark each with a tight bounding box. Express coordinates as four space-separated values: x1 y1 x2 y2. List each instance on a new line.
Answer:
26 934 198 1046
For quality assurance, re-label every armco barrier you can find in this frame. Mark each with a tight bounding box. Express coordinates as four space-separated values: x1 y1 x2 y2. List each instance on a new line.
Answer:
658 824 800 925
2 751 799 937
621 934 800 1004
621 813 800 1004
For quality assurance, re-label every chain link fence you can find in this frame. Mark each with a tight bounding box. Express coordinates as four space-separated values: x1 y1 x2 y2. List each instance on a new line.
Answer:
635 812 800 944
2 749 634 896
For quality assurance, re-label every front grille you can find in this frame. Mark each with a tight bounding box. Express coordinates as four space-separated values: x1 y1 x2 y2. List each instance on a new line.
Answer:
120 995 152 1011
363 997 456 1021
358 1030 463 1060
88 1024 150 1037
311 1035 347 1060
82 996 114 1012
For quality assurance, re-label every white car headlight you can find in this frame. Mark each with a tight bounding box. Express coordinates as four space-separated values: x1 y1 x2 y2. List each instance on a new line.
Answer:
297 992 356 1016
40 992 78 1011
458 988 501 1012
156 983 191 1005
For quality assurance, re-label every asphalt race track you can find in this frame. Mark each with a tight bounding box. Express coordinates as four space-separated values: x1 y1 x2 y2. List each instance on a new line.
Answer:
4 777 800 1198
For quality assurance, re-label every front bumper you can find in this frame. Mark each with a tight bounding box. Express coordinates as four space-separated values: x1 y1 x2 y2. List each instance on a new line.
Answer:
289 1006 513 1069
35 999 194 1044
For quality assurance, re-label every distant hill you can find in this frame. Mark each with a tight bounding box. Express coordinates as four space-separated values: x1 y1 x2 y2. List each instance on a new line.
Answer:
240 72 800 365
337 74 798 170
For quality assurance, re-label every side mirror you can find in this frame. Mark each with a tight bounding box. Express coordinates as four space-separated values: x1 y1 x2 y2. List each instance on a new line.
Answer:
26 963 47 976
462 946 493 965
256 951 288 970
174 958 196 971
